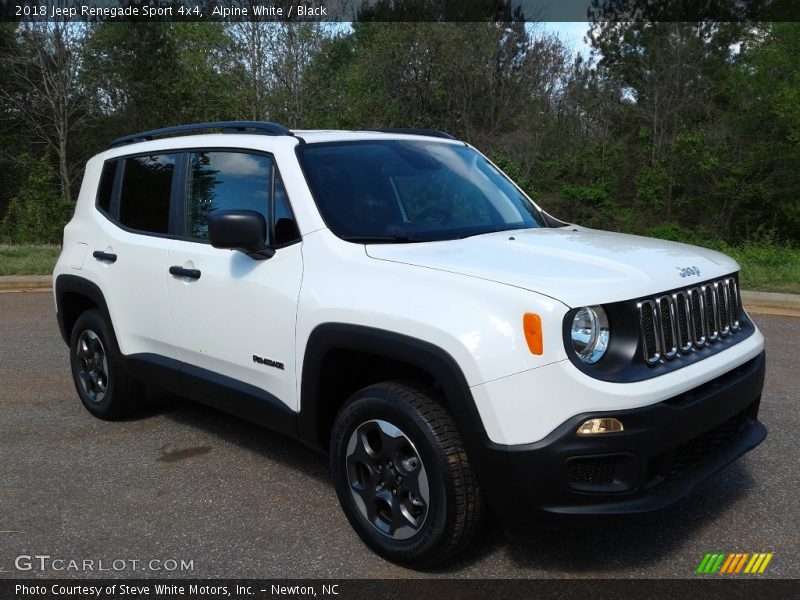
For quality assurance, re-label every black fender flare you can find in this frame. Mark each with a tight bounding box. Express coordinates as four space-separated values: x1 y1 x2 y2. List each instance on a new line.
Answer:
297 323 489 455
54 274 116 349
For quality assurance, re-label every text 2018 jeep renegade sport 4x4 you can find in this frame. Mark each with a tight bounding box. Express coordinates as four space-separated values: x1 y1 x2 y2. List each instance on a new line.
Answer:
54 122 766 567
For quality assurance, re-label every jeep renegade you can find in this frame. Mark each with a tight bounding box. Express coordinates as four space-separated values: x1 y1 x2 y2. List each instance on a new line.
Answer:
54 122 767 567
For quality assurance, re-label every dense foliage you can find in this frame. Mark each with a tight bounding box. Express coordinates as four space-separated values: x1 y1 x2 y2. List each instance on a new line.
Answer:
0 19 797 248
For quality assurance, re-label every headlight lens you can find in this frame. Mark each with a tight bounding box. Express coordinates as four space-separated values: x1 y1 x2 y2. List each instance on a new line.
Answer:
570 306 610 364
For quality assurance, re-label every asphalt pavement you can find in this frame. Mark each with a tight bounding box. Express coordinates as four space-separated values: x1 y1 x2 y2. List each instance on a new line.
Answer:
0 291 797 578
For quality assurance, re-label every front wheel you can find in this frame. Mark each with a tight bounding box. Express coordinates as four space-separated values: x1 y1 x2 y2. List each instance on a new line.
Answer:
330 382 484 568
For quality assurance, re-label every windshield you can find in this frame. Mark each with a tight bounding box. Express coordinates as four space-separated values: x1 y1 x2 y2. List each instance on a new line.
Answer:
297 140 546 242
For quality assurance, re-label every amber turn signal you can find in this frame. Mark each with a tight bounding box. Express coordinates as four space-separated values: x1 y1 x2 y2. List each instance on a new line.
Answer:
523 312 543 355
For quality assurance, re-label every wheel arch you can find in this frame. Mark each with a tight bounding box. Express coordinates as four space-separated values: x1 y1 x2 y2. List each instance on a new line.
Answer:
298 323 487 454
55 274 117 350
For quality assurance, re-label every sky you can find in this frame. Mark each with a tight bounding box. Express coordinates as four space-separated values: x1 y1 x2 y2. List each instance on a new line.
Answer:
542 22 592 60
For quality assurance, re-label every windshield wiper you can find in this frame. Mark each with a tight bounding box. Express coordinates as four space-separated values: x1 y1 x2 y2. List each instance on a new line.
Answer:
341 234 429 244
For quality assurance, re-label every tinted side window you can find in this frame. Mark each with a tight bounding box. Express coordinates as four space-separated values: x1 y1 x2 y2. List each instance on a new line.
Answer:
96 160 117 215
119 154 176 234
186 151 272 240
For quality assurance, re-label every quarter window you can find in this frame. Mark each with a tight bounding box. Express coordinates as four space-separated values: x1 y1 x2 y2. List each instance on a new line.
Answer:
96 160 118 214
118 154 176 234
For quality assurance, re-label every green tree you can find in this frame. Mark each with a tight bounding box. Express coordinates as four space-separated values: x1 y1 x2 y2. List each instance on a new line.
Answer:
229 22 328 126
0 23 23 222
1 20 90 204
83 21 232 139
305 22 571 142
729 22 800 243
0 155 72 244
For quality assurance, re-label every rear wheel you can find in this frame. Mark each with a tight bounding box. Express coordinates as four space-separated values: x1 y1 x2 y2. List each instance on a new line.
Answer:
69 309 143 420
330 382 484 567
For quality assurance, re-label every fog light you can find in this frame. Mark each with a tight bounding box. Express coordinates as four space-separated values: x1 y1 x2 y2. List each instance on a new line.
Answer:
576 418 624 435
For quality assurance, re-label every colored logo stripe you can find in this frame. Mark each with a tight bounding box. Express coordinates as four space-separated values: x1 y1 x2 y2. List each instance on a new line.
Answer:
720 553 737 573
697 552 773 574
744 553 774 574
697 553 727 573
721 553 748 573
696 554 712 573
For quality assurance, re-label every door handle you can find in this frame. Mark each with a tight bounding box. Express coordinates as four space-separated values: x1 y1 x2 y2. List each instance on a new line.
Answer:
169 266 201 280
92 251 117 263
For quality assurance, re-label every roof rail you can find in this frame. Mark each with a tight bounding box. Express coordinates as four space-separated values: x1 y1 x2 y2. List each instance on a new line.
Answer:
108 121 293 148
367 128 458 140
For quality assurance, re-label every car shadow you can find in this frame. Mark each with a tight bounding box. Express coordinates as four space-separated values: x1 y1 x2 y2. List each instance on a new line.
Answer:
141 389 330 483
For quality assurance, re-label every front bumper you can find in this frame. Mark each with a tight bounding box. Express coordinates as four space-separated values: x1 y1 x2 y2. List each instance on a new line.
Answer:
470 351 766 530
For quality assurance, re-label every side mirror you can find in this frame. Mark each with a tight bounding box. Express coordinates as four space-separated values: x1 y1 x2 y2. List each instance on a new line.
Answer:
208 210 275 260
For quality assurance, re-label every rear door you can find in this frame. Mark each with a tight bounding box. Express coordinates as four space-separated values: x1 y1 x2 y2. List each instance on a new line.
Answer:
166 149 303 411
90 153 180 359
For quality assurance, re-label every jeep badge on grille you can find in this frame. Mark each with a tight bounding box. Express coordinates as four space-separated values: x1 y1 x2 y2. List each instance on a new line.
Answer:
677 266 701 277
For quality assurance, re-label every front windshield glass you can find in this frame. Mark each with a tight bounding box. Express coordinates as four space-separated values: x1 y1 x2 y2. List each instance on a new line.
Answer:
297 140 545 242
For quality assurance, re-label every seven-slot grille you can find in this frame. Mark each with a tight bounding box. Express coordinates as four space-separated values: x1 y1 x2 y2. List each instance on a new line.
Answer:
637 276 741 365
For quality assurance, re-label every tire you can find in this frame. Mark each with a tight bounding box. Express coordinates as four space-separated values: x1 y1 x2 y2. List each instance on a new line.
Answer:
69 309 143 420
330 381 484 568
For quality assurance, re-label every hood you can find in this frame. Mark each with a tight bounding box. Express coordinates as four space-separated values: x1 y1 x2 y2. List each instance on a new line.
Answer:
365 226 740 307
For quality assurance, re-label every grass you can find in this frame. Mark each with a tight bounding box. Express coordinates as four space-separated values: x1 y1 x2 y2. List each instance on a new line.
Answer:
721 242 800 295
0 244 60 276
0 241 797 295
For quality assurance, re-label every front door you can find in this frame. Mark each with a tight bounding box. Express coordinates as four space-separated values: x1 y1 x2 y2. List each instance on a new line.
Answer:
166 150 303 411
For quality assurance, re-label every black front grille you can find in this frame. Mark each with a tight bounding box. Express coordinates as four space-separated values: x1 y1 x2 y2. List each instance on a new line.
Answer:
674 292 692 352
717 282 730 335
669 410 749 476
689 288 705 345
640 302 658 361
704 284 718 341
641 403 756 489
568 457 618 485
637 276 742 365
658 296 677 357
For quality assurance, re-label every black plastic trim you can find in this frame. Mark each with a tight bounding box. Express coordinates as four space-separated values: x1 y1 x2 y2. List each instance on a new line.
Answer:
171 152 188 238
109 157 123 218
124 353 298 439
298 323 485 452
92 251 117 263
562 273 754 383
54 274 115 347
168 266 201 280
124 353 183 394
108 121 292 148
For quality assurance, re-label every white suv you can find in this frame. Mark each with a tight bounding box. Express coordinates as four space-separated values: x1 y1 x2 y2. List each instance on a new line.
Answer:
54 122 767 567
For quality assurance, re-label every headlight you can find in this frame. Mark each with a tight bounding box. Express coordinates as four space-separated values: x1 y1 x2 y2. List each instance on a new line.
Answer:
570 306 610 364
